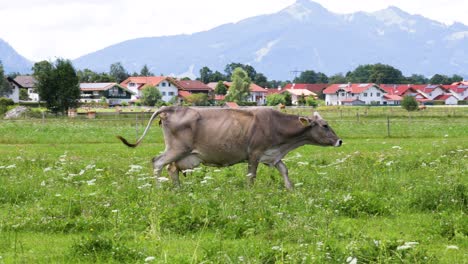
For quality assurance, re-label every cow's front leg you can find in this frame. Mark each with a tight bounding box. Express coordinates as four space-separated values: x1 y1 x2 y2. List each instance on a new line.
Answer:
247 158 259 187
275 160 293 190
152 151 185 183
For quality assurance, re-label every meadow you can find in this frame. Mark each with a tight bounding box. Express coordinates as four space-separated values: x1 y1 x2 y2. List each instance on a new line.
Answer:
0 106 466 263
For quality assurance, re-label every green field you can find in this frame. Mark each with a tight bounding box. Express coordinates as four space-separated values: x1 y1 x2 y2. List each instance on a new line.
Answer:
0 107 467 263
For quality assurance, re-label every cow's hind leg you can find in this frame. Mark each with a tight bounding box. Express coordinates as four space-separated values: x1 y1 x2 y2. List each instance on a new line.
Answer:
275 160 293 190
167 162 180 187
247 158 259 187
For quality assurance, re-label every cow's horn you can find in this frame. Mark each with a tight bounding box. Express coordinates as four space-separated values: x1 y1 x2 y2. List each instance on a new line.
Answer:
313 111 322 120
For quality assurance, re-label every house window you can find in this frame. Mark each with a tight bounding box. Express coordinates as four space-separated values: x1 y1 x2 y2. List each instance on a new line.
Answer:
341 93 345 96
129 83 135 87
364 93 368 97
168 83 171 87
161 82 166 87
370 93 373 96
168 92 174 96
162 92 166 96
377 93 381 97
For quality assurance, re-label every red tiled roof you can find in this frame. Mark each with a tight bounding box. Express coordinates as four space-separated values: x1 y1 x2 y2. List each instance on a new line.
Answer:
451 81 468 85
433 94 454 101
120 76 170 89
323 83 379 94
215 94 225 101
178 90 192 98
175 80 212 91
225 102 239 108
224 82 267 93
283 83 328 93
383 94 402 101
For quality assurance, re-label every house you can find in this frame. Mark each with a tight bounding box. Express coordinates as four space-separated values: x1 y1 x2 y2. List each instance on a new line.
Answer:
323 83 387 105
120 76 179 102
5 77 21 102
174 80 213 102
80 83 134 105
282 83 328 97
432 94 459 105
7 75 39 102
209 81 267 105
279 88 317 105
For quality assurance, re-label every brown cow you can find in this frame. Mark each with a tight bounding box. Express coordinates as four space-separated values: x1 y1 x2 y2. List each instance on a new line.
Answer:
117 106 342 189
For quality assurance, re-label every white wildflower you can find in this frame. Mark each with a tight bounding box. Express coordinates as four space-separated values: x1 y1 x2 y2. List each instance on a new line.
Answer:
111 209 119 213
385 161 394 166
138 183 152 189
271 246 282 251
346 256 357 264
144 256 156 262
294 182 303 187
297 161 309 166
86 179 96 185
397 241 418 250
200 180 207 184
392 146 402 150
55 193 61 197
44 167 52 172
343 193 352 202
182 169 194 173
444 134 448 137
446 245 459 250
85 164 95 170
79 170 85 175
397 245 412 251
157 177 169 182
40 181 46 186
95 168 104 172
6 164 16 169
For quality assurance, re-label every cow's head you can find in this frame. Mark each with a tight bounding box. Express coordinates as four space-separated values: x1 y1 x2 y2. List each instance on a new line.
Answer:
299 112 342 147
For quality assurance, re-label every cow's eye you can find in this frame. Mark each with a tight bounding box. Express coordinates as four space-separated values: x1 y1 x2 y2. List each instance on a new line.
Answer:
323 124 329 129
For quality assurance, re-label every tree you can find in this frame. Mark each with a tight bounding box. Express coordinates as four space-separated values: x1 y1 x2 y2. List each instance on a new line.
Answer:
283 91 292 106
185 93 209 106
110 62 129 83
225 67 251 103
0 61 13 97
328 73 347 84
253 73 268 88
199 66 213 83
368 63 404 84
214 81 227 95
401 96 419 111
266 93 286 106
406 74 428 84
19 89 29 101
140 64 153 76
33 59 80 113
140 85 162 106
224 63 256 81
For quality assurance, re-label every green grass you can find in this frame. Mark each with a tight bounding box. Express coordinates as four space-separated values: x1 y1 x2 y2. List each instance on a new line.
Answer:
0 108 467 263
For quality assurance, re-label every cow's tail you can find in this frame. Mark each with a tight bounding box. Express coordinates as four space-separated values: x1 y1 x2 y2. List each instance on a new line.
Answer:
116 108 164 148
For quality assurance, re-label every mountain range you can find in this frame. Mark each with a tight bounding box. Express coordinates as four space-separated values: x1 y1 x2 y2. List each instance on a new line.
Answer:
2 0 468 80
0 39 33 74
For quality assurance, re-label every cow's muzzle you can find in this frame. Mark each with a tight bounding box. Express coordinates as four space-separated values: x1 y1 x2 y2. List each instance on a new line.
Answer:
335 139 343 147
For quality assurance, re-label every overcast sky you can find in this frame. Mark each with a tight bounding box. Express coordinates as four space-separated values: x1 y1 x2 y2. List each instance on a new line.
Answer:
1 0 467 62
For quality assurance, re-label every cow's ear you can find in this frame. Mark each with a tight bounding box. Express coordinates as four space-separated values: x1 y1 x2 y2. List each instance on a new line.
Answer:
299 117 311 127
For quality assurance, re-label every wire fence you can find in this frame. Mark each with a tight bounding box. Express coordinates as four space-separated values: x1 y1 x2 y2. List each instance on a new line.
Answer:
1 106 467 140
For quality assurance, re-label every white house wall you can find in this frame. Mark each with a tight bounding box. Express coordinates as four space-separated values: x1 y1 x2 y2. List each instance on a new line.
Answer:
158 81 178 102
